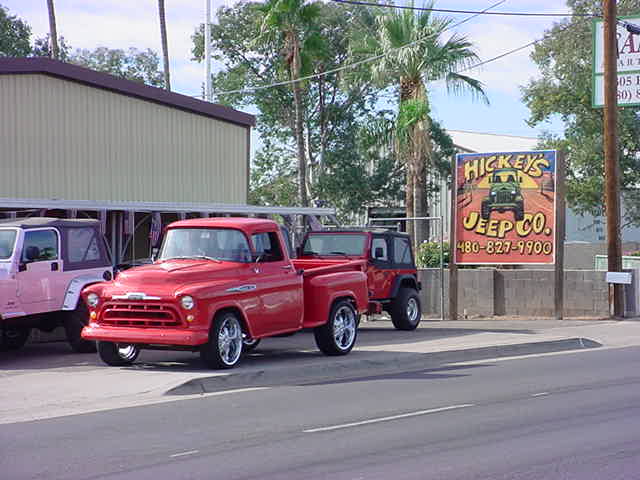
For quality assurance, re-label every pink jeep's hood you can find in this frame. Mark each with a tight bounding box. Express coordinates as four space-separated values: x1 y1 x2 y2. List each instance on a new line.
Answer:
106 260 250 297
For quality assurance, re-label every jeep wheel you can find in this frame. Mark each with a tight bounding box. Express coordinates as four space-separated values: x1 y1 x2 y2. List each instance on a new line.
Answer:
64 300 97 353
515 202 525 221
314 299 358 356
481 201 491 220
0 327 31 351
390 288 422 331
242 336 261 353
97 342 140 366
201 312 243 369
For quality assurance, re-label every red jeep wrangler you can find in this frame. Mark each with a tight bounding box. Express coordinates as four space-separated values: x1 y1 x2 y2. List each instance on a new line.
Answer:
81 218 368 369
298 230 422 330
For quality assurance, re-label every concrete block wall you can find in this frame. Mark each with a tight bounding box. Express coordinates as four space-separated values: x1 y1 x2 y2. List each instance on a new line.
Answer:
420 269 610 318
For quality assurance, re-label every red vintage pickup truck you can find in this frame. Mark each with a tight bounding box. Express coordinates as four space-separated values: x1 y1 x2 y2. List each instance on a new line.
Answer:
81 218 368 369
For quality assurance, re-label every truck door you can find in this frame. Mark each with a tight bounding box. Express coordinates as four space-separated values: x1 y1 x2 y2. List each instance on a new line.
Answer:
0 228 19 315
251 231 303 335
16 228 62 313
369 235 393 299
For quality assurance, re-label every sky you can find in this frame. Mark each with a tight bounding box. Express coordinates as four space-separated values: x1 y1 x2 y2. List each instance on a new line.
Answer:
2 0 570 143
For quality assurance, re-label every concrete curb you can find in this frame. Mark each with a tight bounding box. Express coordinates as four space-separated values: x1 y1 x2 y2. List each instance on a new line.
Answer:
166 337 601 395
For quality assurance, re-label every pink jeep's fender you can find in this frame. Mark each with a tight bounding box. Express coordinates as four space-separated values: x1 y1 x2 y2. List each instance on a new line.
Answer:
301 270 368 328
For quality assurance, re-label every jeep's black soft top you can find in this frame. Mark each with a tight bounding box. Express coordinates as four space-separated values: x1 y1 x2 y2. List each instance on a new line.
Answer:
0 217 101 229
308 229 411 238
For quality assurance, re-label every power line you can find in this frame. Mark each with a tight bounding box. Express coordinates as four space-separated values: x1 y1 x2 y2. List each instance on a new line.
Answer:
329 0 600 18
196 0 507 98
189 0 586 100
459 21 576 73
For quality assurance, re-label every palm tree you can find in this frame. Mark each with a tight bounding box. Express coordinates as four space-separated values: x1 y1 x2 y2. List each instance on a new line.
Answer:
158 0 171 90
46 0 59 59
257 0 323 208
352 1 487 245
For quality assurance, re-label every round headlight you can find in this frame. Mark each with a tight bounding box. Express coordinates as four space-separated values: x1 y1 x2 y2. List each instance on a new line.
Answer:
181 296 195 310
511 190 516 195
87 293 100 308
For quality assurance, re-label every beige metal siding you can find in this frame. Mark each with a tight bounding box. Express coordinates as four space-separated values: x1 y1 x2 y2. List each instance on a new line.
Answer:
0 74 248 203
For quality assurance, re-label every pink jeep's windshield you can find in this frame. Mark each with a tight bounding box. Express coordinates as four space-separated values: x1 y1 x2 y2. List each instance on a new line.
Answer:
302 233 367 256
0 229 17 259
158 228 252 263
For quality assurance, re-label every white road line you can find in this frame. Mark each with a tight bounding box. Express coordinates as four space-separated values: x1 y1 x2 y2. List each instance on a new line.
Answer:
531 392 550 397
303 404 475 433
170 450 199 458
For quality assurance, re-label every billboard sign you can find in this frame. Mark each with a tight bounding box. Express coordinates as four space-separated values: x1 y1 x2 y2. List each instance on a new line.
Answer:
592 15 640 107
454 150 557 265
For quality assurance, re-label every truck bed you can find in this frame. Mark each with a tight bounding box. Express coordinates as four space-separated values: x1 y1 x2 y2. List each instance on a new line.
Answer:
291 258 366 277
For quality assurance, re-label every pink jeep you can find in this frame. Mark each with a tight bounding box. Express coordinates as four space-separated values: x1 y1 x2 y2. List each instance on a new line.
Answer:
0 218 113 352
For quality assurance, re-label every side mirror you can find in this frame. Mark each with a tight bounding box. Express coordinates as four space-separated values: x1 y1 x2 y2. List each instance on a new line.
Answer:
374 247 385 259
151 247 159 262
487 177 492 184
296 246 303 258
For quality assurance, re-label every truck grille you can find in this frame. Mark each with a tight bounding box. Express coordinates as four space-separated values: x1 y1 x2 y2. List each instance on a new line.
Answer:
496 191 512 204
101 303 182 328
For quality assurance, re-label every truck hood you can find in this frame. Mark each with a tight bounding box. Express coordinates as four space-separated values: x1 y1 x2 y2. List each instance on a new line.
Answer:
108 259 249 296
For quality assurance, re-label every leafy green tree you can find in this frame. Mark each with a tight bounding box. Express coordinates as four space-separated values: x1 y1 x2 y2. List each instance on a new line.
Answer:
255 0 325 208
31 34 71 60
70 47 165 87
522 0 640 227
0 3 31 57
350 0 486 244
193 2 387 217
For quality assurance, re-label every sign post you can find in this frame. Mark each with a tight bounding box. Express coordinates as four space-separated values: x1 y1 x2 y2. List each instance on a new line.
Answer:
554 152 566 320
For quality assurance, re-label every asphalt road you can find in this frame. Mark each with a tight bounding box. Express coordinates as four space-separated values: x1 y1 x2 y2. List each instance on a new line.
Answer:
2 346 640 480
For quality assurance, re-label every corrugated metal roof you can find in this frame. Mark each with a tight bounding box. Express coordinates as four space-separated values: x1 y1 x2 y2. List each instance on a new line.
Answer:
447 130 539 153
0 197 335 216
0 57 255 127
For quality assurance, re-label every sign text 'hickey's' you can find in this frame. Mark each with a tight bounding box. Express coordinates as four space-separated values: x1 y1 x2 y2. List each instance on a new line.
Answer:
463 153 550 182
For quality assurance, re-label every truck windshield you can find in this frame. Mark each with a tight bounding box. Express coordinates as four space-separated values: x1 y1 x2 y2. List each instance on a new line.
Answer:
0 229 17 260
302 234 367 256
158 228 252 263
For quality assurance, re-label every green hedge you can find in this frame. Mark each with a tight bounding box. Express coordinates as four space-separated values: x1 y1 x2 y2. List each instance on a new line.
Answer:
416 241 449 268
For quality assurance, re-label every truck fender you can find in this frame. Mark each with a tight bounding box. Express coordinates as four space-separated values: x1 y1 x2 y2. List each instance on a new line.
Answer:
62 274 108 311
390 274 419 299
210 303 253 338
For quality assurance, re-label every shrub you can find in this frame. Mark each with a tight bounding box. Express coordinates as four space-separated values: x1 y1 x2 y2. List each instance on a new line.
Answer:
416 241 449 268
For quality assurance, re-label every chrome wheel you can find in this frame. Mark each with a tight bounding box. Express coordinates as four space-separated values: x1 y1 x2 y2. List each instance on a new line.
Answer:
407 297 419 324
117 344 139 362
98 341 139 366
218 316 242 366
333 304 357 351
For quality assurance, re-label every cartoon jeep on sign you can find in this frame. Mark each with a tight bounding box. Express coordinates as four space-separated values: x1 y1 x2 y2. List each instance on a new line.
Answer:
481 168 524 221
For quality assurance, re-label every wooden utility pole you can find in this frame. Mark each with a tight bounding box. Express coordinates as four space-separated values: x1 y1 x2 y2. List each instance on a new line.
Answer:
554 152 566 320
46 0 59 60
158 0 171 91
604 0 624 317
